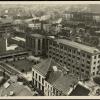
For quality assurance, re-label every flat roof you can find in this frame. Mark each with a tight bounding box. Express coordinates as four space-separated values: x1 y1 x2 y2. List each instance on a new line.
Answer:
54 39 100 54
31 34 44 38
12 37 26 42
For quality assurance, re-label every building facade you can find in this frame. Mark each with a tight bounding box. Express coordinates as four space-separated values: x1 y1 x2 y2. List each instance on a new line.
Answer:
32 59 78 96
26 34 47 56
47 37 100 79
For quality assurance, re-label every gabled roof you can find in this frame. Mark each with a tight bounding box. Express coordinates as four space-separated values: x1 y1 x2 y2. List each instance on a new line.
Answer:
33 58 78 95
69 84 90 96
33 58 52 77
52 74 78 95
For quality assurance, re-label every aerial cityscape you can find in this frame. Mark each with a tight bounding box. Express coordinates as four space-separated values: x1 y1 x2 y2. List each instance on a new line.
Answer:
0 3 100 96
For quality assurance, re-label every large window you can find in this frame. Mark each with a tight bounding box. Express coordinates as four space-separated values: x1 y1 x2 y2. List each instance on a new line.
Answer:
39 75 41 82
38 39 41 50
33 71 34 77
36 73 37 79
94 56 96 59
42 78 44 84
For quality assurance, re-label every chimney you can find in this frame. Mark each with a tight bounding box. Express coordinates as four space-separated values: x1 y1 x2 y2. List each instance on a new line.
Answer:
52 66 57 72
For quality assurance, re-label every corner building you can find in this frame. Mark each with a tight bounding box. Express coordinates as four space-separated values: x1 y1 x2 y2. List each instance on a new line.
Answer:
47 37 100 79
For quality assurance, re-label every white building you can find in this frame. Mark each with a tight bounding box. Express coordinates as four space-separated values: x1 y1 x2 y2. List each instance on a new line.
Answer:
32 58 78 96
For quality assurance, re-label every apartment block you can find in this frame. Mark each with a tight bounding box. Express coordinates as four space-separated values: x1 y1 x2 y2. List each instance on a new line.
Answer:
47 37 100 79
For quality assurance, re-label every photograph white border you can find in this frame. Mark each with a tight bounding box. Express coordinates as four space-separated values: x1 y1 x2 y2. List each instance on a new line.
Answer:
0 1 100 99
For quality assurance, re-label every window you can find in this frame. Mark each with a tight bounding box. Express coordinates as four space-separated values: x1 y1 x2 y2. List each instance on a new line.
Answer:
36 73 37 79
82 53 85 57
86 66 90 69
87 61 90 64
82 64 84 67
38 39 41 50
93 72 95 75
97 65 100 69
42 86 44 91
53 88 55 94
35 80 37 87
39 83 41 89
73 50 76 54
87 55 91 59
72 55 75 58
81 69 84 72
94 56 96 59
68 59 71 61
76 72 79 75
68 63 70 66
42 78 44 84
77 52 80 55
39 75 41 81
48 85 49 89
86 71 89 75
97 71 99 75
77 57 80 60
94 62 96 64
33 71 34 77
68 54 71 57
93 67 95 70
73 65 75 68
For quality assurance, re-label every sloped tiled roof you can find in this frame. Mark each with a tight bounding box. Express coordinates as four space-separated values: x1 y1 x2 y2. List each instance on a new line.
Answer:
69 84 90 96
33 58 52 77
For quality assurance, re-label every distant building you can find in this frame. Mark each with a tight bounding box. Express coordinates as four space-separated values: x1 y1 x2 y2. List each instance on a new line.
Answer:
47 37 100 79
26 18 41 30
32 58 78 96
26 34 47 56
8 36 26 48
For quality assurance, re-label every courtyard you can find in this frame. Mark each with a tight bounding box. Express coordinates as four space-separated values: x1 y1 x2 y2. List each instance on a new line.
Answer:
7 59 35 73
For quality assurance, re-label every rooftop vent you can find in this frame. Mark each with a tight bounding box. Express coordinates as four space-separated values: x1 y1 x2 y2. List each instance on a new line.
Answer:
9 91 14 96
52 66 58 72
4 82 10 89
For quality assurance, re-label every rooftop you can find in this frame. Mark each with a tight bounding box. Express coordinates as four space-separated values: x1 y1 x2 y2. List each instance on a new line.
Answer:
46 60 78 95
54 38 100 54
11 36 26 42
33 58 52 77
69 84 90 96
0 76 33 96
33 58 78 95
30 34 44 38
